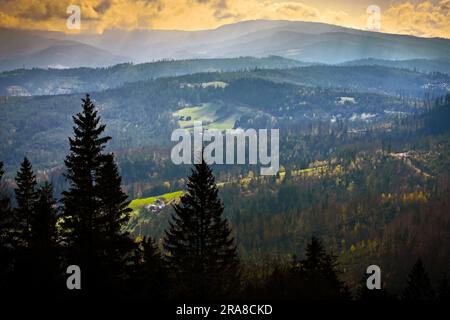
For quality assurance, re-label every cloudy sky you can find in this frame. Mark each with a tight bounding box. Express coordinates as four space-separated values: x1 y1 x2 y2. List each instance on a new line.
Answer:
0 0 449 38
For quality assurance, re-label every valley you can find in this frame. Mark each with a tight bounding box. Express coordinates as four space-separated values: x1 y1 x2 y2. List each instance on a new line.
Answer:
0 19 449 298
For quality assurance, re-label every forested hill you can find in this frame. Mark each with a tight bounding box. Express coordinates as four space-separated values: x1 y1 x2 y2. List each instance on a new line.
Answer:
342 58 450 75
125 95 450 293
1 63 450 174
0 68 435 173
3 57 450 97
0 56 307 96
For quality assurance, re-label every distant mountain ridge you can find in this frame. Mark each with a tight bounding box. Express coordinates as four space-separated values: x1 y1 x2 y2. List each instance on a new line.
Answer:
1 20 450 71
342 58 450 75
0 56 307 96
0 28 129 71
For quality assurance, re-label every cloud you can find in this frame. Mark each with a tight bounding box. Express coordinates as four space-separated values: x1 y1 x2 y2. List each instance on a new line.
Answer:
0 0 448 38
94 0 113 14
382 0 450 37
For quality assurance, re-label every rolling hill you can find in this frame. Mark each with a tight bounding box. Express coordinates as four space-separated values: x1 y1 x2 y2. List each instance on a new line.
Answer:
0 56 307 96
2 19 450 70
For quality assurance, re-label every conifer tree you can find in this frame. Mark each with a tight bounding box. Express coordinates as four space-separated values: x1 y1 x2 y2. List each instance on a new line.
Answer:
96 154 132 238
300 237 348 299
164 158 239 299
11 157 40 296
402 259 435 300
131 236 167 299
95 153 134 285
264 237 348 300
14 157 38 246
61 94 132 295
29 182 60 296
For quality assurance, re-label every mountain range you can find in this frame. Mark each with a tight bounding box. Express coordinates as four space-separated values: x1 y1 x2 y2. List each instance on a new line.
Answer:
1 20 450 71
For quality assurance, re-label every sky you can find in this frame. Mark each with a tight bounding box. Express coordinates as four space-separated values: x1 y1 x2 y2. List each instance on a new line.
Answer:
0 0 449 38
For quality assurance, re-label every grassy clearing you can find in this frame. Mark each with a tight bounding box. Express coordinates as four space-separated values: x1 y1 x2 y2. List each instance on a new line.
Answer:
173 103 248 130
129 190 183 212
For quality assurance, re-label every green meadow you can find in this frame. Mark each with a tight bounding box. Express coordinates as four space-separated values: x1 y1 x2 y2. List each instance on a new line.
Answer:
173 103 248 130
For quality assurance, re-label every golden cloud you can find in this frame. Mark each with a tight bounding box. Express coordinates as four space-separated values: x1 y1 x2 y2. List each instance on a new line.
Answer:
0 0 448 38
382 0 450 37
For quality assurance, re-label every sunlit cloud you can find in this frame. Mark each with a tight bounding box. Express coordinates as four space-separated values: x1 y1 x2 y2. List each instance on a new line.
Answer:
0 0 448 38
382 1 450 38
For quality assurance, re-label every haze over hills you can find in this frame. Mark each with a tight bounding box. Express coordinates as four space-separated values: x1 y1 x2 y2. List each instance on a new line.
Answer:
0 56 308 96
2 19 450 71
341 58 450 75
0 28 129 71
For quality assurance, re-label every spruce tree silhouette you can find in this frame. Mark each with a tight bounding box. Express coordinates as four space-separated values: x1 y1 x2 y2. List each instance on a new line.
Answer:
303 236 325 271
95 153 134 290
61 94 133 296
300 236 347 300
130 236 168 299
14 157 38 247
13 157 39 297
164 157 239 300
402 259 435 300
265 236 348 300
0 162 14 289
29 182 60 296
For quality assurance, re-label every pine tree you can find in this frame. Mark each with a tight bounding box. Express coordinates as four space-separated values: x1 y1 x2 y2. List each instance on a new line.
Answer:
302 236 325 271
402 259 435 300
263 237 349 300
299 236 347 299
29 182 60 296
61 94 132 295
95 153 134 287
131 236 167 299
14 157 38 247
96 154 132 237
164 159 239 299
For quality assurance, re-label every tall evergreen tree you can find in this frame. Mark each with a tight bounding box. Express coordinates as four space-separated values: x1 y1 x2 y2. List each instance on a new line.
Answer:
164 159 239 299
130 236 167 299
95 153 134 288
301 236 345 296
29 182 60 296
61 94 132 295
402 259 435 300
264 237 349 300
14 157 38 247
96 154 132 238
10 157 40 297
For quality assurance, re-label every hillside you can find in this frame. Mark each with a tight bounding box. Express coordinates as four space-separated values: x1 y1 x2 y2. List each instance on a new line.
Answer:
124 97 450 292
0 56 306 96
2 20 450 69
2 66 436 173
342 58 450 75
0 28 128 72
